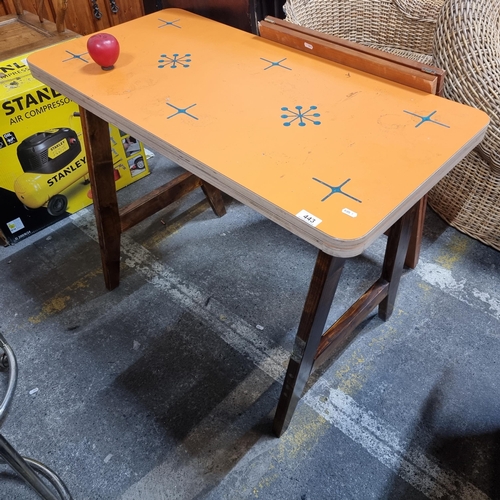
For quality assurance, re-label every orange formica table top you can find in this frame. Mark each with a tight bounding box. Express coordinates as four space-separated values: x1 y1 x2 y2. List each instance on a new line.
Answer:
27 9 489 257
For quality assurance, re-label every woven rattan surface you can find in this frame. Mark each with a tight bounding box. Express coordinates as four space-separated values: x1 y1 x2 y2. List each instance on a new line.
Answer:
283 0 444 58
429 151 500 251
427 1 500 251
284 0 500 253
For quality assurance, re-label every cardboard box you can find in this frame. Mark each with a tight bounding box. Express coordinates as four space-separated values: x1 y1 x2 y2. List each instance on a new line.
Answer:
0 51 149 245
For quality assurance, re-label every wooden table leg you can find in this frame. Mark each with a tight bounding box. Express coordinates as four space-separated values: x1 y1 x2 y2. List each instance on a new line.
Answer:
404 195 427 269
80 108 226 290
80 107 121 291
273 204 417 437
379 203 417 321
272 252 345 437
201 181 226 217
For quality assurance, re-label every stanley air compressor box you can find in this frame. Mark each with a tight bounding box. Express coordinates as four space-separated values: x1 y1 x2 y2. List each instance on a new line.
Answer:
0 50 150 245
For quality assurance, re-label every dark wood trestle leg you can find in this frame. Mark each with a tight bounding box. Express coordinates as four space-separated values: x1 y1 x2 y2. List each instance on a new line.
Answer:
379 202 418 321
272 252 346 437
272 203 417 437
80 107 121 291
201 182 227 217
79 108 227 291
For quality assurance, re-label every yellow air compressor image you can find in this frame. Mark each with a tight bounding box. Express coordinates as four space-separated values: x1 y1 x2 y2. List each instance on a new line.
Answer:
13 128 85 216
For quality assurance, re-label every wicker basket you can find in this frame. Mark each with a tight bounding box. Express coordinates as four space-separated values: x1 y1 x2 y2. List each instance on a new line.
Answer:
427 1 500 251
284 0 500 252
283 0 444 63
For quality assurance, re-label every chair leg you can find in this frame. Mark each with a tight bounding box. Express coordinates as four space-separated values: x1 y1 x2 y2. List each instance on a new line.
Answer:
0 333 72 499
55 0 69 33
36 0 45 23
13 0 23 15
0 433 60 500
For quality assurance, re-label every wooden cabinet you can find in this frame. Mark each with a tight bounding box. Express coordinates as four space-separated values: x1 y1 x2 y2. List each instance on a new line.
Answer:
1 0 283 35
1 0 145 35
143 0 283 33
63 0 145 35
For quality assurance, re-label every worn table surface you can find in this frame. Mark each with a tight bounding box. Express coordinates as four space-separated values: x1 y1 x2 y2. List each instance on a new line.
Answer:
27 8 489 256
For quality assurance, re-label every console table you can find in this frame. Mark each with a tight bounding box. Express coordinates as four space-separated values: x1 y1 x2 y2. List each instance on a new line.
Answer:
28 9 489 436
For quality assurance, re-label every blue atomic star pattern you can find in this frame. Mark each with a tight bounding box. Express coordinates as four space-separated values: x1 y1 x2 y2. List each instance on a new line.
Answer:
260 57 292 71
166 102 198 120
158 54 191 69
62 50 90 63
403 110 450 128
313 178 362 203
281 106 321 127
158 18 181 28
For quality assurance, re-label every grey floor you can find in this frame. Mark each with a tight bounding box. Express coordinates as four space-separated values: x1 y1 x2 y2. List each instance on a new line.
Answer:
1 152 500 500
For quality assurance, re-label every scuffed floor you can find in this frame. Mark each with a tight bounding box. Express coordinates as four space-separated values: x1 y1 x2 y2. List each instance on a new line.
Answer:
1 154 500 500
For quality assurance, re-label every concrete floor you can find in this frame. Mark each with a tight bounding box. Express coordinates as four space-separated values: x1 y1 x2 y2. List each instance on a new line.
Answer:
1 152 500 500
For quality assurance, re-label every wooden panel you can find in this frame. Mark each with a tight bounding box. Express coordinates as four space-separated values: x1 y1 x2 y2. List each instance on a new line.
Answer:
1 0 105 34
62 0 144 35
103 0 144 28
22 0 53 21
162 0 255 32
259 18 444 95
0 0 19 15
62 4 112 35
8 0 145 35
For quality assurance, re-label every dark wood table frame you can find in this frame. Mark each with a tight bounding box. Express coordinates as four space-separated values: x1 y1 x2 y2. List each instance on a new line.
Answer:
274 203 416 435
83 100 417 436
259 17 443 435
80 109 226 291
73 18 437 435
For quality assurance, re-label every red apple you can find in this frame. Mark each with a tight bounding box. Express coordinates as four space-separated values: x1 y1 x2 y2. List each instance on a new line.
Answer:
87 33 120 70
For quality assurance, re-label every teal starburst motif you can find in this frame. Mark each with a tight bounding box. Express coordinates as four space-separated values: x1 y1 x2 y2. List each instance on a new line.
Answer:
313 178 362 203
404 110 450 128
158 54 191 69
281 106 321 127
